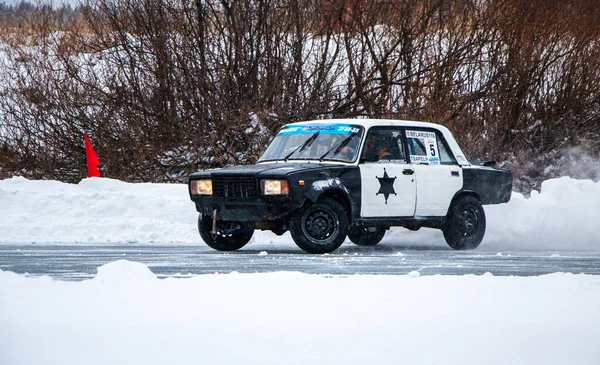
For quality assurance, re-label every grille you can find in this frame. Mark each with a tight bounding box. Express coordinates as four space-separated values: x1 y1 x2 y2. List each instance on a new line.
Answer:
212 176 258 198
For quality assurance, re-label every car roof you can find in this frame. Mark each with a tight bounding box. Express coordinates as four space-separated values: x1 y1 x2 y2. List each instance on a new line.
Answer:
288 118 443 130
283 119 471 165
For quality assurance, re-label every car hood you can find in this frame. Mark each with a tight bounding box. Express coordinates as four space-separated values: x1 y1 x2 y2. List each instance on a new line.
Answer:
189 162 345 179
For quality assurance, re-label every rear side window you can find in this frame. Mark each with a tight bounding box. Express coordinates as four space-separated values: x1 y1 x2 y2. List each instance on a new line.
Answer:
437 139 455 164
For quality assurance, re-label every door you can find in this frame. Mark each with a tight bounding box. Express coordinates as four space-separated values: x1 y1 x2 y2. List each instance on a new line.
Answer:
359 128 416 218
405 129 463 216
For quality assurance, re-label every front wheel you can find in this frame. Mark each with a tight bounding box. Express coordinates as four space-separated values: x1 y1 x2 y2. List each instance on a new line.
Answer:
198 214 253 251
442 196 486 250
348 226 386 246
290 197 348 254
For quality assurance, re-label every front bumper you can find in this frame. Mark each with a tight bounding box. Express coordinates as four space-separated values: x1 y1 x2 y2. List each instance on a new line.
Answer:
191 195 298 222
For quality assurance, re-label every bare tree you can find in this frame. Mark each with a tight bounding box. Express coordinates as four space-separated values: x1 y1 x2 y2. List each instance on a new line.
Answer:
1 0 599 191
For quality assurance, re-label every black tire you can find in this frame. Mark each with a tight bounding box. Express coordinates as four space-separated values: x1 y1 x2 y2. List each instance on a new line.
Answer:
442 195 486 250
348 226 386 246
198 214 253 251
290 197 348 254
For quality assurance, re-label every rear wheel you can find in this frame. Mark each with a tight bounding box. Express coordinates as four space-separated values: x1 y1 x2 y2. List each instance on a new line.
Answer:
198 214 253 251
290 197 348 254
348 226 386 246
442 196 486 250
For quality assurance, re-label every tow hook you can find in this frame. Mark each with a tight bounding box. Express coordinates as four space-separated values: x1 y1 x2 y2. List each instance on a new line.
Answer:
211 209 218 235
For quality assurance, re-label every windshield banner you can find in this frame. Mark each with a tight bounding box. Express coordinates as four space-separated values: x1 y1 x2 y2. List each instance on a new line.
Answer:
279 124 360 136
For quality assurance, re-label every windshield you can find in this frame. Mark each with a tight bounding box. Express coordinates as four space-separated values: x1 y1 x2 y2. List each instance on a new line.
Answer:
259 124 364 162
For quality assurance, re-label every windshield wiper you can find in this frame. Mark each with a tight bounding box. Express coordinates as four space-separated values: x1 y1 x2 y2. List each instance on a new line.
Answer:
319 132 358 161
283 131 320 161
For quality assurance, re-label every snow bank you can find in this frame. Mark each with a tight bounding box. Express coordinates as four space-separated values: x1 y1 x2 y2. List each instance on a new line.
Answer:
484 177 600 250
0 176 599 251
0 260 599 365
0 176 197 244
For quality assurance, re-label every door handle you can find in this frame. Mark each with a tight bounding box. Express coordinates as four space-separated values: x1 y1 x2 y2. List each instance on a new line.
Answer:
451 171 460 177
402 169 414 175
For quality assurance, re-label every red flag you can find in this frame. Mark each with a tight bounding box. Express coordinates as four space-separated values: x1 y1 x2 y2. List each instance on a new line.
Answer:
84 132 101 178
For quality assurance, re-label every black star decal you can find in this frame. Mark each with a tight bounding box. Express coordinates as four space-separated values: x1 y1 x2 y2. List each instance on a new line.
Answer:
376 168 397 204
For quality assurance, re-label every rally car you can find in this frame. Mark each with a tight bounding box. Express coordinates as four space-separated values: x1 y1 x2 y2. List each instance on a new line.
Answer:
189 119 512 254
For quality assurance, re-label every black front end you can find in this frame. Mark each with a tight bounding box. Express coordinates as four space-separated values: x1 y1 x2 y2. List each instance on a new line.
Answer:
189 162 360 233
189 163 335 227
190 173 298 223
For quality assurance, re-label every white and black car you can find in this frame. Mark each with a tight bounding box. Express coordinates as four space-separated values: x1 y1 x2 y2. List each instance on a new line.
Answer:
189 119 512 253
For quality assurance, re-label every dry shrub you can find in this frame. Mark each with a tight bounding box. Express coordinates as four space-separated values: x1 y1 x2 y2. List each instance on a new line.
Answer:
0 0 598 191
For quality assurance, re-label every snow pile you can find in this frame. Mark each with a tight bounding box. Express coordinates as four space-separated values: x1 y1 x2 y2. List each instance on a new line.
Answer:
484 177 600 250
0 177 198 244
0 176 599 250
0 260 599 365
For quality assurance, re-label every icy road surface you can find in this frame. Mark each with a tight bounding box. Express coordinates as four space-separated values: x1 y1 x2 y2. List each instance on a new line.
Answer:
1 244 598 280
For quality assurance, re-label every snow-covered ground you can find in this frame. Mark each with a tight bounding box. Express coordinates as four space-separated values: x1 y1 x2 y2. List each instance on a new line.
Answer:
1 261 599 365
1 176 599 365
0 175 598 251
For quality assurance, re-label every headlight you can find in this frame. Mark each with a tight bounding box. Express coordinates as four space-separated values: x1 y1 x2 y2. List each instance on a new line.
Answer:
191 179 212 195
261 179 289 195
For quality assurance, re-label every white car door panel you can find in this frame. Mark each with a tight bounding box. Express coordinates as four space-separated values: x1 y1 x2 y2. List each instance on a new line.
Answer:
413 165 462 216
405 128 463 216
360 163 416 217
359 128 416 218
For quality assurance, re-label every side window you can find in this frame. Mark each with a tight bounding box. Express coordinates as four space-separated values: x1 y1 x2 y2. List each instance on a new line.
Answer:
406 130 440 165
361 128 406 163
437 138 455 164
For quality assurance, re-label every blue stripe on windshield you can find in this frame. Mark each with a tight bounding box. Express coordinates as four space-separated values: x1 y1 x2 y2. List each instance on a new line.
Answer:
279 124 360 136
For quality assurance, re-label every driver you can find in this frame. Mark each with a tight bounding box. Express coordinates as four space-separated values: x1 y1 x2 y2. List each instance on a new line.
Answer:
364 134 391 162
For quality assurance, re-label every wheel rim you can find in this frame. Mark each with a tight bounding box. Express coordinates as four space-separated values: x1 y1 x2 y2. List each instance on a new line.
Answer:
457 207 478 237
304 208 338 241
212 222 249 239
365 226 380 234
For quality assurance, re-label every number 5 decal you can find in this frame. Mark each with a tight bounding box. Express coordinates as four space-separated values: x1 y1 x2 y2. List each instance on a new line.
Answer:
429 144 436 156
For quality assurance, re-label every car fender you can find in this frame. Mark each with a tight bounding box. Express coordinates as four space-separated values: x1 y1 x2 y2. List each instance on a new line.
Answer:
305 177 350 201
446 189 481 216
305 178 355 218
